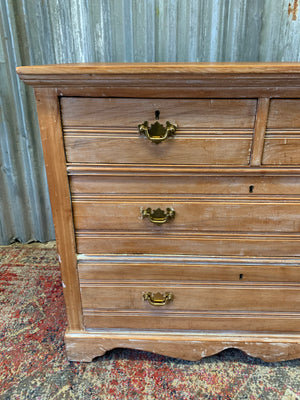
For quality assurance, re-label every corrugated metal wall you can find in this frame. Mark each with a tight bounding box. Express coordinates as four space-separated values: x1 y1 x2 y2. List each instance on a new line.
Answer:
1 0 300 244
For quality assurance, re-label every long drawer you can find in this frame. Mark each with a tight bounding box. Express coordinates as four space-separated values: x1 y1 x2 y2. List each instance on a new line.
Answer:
75 233 300 257
79 255 300 332
81 282 300 332
69 175 300 196
72 198 300 233
77 255 300 283
61 98 256 165
81 282 300 312
70 174 300 256
83 311 300 332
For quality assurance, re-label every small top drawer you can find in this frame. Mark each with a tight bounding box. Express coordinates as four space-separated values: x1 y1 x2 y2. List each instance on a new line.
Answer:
266 99 300 129
61 97 257 166
263 99 300 165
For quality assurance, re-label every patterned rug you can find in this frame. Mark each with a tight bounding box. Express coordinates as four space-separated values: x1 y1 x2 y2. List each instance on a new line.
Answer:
1 243 300 400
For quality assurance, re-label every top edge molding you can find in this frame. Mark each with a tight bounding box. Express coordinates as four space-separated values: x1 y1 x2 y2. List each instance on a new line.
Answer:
16 62 300 75
16 62 300 87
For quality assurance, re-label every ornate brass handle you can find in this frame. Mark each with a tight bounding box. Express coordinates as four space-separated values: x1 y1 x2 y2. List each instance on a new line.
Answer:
143 292 174 306
138 120 177 143
141 207 175 225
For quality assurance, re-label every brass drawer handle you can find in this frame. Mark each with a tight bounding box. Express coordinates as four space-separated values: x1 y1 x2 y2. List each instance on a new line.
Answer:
141 207 175 225
138 120 177 143
143 292 174 306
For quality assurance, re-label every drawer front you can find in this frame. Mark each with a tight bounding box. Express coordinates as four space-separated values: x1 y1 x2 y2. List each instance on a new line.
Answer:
263 137 300 165
61 98 256 165
83 312 300 333
69 175 300 196
72 198 300 233
78 256 300 283
79 256 300 332
71 174 300 257
263 99 300 165
81 283 300 332
76 233 300 257
80 283 300 312
266 99 300 129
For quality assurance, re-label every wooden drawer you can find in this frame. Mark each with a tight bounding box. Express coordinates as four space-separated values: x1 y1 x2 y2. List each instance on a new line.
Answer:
83 311 300 332
80 283 300 312
263 99 300 165
80 256 300 332
81 282 300 332
61 98 256 165
71 174 300 256
78 255 300 283
263 136 300 165
266 99 300 129
72 197 300 233
76 232 300 257
69 175 300 196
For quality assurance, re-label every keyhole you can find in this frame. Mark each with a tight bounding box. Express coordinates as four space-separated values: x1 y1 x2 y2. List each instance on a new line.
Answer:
239 274 244 280
249 185 254 193
155 110 160 120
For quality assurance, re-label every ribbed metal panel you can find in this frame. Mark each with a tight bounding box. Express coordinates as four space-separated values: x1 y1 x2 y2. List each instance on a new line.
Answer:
0 0 300 244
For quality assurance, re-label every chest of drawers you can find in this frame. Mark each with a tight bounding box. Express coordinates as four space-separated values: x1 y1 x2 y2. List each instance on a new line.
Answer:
17 63 300 362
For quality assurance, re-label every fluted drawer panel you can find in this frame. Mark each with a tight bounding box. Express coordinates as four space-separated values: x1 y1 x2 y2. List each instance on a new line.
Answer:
72 197 300 233
267 100 300 129
77 255 300 283
69 175 300 196
80 282 300 312
62 98 256 165
76 233 300 257
262 137 300 165
61 98 257 128
263 99 300 165
83 311 300 332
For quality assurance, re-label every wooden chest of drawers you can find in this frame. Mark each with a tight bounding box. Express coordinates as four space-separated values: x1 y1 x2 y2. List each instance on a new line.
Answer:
17 63 300 362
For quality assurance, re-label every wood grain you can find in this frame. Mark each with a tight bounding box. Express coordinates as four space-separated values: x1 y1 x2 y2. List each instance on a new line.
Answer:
62 98 255 165
57 86 300 98
263 136 300 165
75 232 300 257
34 88 83 331
65 330 300 362
69 174 300 195
250 98 269 166
78 256 300 283
80 282 300 312
61 98 257 128
267 99 300 128
16 62 300 76
72 197 300 233
67 164 300 176
64 133 252 165
16 63 300 93
18 62 300 362
82 312 300 333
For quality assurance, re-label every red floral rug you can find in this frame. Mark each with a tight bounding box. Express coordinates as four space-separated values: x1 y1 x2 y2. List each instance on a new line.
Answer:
1 243 300 400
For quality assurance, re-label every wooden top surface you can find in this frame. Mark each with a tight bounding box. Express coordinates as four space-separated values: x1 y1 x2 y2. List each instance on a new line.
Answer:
17 62 300 90
16 62 300 77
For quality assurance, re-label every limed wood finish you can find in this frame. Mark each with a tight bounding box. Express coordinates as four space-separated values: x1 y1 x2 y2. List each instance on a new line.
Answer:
64 331 300 362
17 63 300 362
62 98 255 166
34 88 83 331
72 198 300 233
